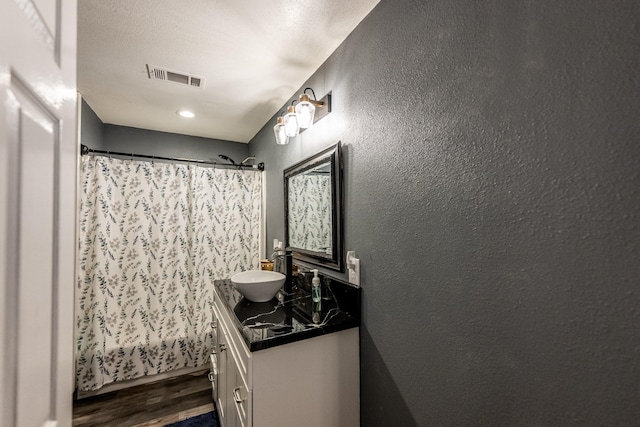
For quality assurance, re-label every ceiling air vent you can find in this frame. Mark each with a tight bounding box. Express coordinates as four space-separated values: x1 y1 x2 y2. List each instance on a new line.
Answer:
146 64 205 88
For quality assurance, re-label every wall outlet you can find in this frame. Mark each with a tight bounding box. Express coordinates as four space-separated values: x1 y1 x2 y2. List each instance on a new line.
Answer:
346 251 360 286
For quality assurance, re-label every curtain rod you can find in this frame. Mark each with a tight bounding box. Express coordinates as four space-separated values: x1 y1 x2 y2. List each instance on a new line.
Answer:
80 144 265 171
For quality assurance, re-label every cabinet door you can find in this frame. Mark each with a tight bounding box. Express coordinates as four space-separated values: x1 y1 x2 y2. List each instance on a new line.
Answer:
229 355 250 427
213 295 251 427
210 316 219 401
216 329 231 427
209 353 218 402
219 322 245 427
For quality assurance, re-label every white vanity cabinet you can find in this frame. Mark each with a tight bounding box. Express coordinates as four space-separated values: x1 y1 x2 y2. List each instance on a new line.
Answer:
212 302 250 427
210 288 360 427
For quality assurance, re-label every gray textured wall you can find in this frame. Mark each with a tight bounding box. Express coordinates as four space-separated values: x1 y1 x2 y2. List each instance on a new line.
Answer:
249 0 640 425
80 99 103 149
102 125 249 164
80 101 249 163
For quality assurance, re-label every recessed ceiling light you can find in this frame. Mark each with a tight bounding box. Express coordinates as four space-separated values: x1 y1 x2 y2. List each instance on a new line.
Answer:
177 110 195 118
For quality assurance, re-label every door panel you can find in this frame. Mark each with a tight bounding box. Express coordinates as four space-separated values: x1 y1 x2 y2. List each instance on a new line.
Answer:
30 0 58 38
11 78 57 427
0 1 77 427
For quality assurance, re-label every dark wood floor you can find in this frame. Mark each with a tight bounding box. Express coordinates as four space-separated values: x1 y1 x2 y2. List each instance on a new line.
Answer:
73 370 215 427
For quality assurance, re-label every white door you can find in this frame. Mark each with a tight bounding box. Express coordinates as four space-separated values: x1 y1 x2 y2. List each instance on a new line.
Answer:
0 1 77 427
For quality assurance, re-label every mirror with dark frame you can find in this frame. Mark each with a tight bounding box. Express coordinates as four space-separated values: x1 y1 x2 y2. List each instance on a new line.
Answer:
284 142 343 272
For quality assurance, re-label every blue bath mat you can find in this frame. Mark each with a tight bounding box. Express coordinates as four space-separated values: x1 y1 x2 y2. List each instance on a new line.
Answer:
164 411 219 427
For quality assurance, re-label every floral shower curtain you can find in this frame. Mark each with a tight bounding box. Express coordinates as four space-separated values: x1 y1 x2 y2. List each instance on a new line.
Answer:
76 155 261 391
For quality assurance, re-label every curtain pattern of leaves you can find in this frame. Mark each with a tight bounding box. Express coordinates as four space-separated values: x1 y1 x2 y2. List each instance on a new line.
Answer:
76 156 261 391
288 174 332 253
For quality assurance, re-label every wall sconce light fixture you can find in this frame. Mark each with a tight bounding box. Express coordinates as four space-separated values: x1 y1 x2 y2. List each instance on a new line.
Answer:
283 105 300 137
273 115 289 145
295 88 329 129
274 87 331 145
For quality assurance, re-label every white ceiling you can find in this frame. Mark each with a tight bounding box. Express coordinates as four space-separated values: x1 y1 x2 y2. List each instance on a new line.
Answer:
77 1 380 143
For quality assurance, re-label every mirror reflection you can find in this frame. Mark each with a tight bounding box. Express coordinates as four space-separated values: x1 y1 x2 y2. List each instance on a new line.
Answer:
288 163 332 254
284 142 343 271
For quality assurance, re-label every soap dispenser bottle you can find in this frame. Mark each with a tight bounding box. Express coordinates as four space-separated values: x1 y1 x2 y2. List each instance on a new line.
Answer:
311 269 321 303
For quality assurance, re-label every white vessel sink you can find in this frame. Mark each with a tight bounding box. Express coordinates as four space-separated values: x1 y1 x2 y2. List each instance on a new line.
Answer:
231 270 286 302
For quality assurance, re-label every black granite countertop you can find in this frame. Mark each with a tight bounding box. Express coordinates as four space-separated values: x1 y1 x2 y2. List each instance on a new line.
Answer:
213 272 361 351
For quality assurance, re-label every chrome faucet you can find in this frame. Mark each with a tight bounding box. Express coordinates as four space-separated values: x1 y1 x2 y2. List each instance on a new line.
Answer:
270 248 293 293
270 249 284 273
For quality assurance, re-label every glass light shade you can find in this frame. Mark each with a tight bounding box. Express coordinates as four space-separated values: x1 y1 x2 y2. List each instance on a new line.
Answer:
295 94 316 129
273 117 289 145
283 106 299 138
